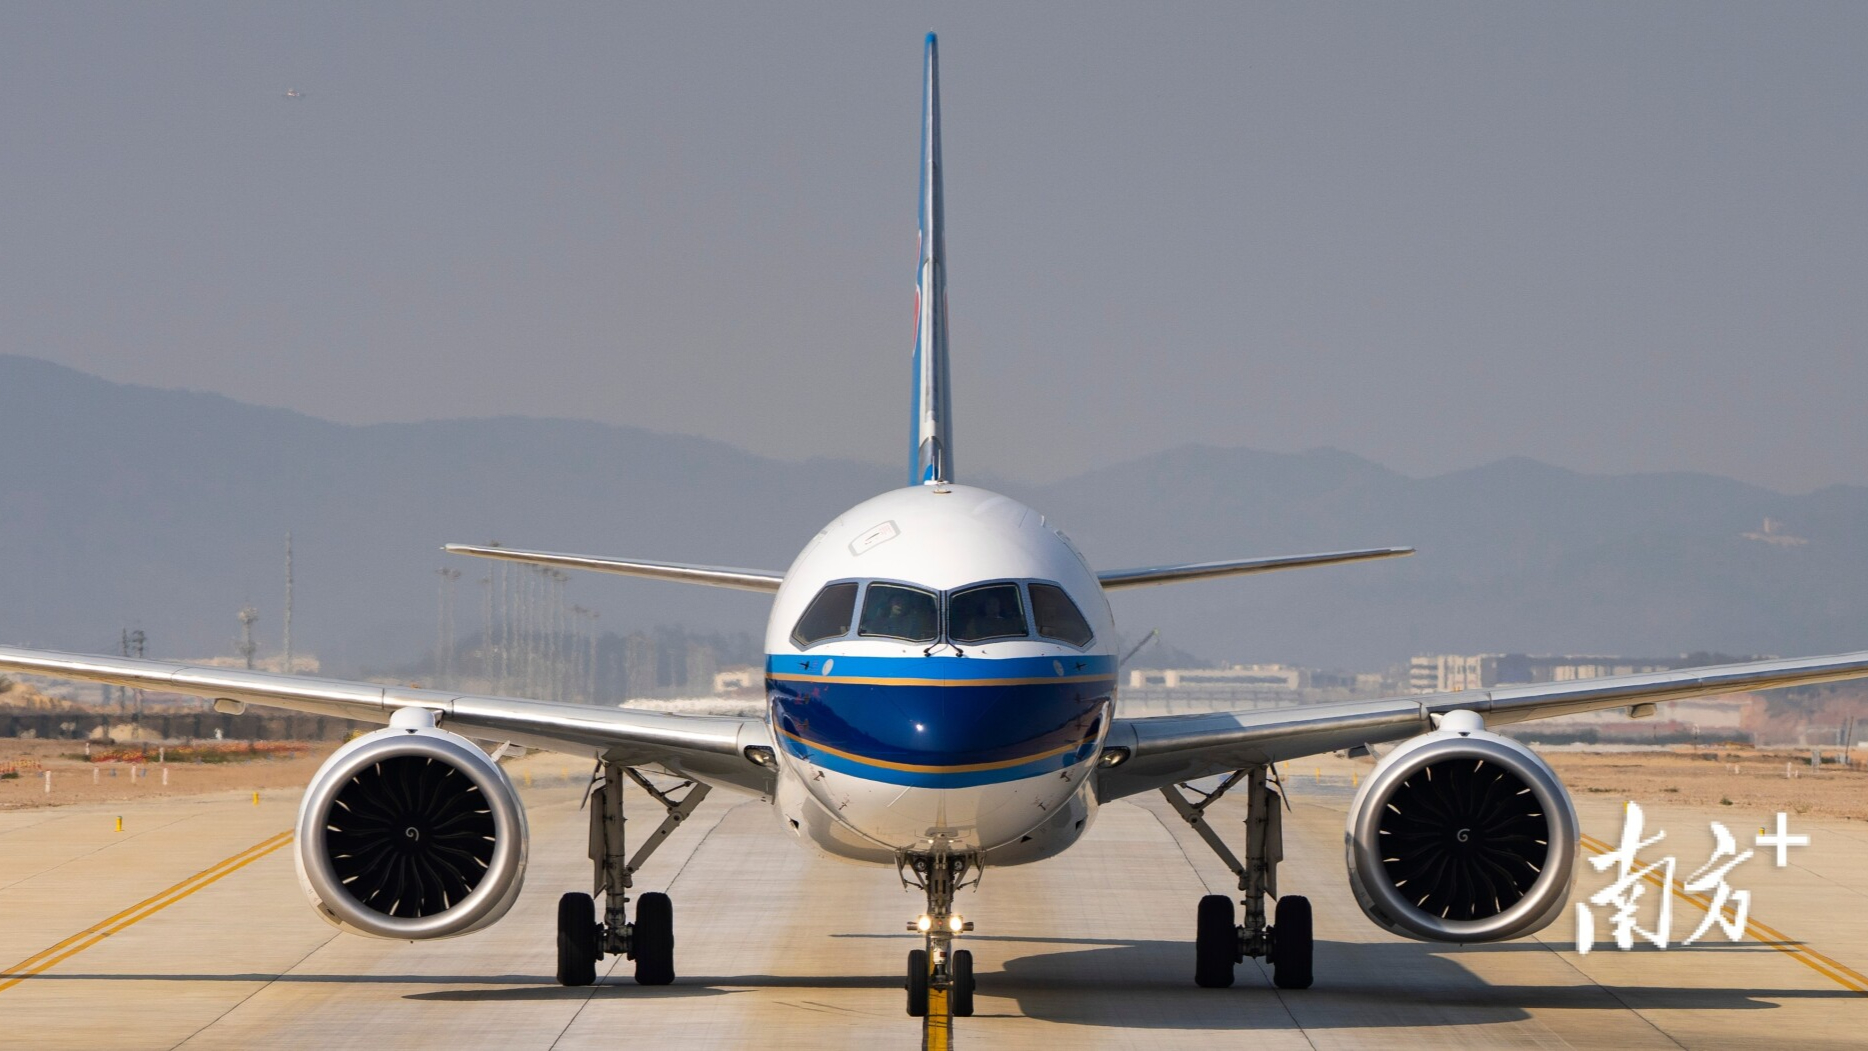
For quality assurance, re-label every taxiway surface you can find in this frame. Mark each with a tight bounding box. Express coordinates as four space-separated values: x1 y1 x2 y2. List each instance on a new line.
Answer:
3 753 1865 1049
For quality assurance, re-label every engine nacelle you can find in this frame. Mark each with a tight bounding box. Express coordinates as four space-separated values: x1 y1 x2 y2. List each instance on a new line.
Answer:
295 713 528 940
1344 711 1577 943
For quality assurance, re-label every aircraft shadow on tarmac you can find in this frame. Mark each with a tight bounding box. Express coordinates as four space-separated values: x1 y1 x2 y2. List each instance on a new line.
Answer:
984 938 1843 1030
33 935 1847 1026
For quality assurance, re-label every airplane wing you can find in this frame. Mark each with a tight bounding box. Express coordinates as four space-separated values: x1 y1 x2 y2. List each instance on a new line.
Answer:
0 646 776 796
1097 547 1413 590
444 544 784 592
1096 648 1868 801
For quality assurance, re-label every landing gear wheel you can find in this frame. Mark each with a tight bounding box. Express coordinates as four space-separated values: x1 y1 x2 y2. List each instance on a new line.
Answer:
556 892 599 987
631 891 676 986
1194 894 1238 988
906 948 930 1016
1269 894 1313 990
950 949 975 1017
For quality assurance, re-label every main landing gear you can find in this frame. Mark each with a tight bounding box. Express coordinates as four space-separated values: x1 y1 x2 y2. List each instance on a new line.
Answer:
1162 765 1314 990
900 847 981 1018
556 760 711 987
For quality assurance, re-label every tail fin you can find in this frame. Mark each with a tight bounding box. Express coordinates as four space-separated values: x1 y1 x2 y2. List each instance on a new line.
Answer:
910 31 954 485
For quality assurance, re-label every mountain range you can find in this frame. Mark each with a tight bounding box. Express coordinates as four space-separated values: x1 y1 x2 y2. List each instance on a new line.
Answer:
3 354 1863 676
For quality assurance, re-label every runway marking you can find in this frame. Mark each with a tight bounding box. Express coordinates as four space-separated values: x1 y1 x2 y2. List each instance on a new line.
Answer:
1578 832 1868 995
0 828 294 993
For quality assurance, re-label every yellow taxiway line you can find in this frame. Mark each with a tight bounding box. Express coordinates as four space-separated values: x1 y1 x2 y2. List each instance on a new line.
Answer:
0 828 295 993
922 983 952 1051
1578 831 1868 995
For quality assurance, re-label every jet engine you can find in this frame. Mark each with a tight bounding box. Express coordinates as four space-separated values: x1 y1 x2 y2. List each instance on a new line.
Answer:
1344 710 1577 943
294 711 528 939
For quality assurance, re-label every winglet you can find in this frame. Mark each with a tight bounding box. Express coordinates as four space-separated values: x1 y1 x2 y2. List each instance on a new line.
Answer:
910 31 954 485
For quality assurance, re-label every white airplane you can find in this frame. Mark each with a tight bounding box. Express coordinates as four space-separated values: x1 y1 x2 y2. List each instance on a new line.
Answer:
8 32 1868 1016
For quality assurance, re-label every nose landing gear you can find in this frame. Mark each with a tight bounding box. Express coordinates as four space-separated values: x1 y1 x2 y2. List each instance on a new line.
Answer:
899 848 980 1019
1164 765 1314 990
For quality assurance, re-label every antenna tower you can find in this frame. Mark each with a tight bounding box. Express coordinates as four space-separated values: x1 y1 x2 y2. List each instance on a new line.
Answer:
237 606 259 669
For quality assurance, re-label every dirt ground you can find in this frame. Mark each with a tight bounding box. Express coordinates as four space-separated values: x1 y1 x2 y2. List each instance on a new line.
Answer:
1538 747 1868 821
0 738 344 810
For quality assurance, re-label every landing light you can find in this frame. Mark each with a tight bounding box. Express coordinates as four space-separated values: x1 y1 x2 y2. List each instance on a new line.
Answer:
948 914 964 933
743 745 776 768
917 914 933 933
1098 747 1131 768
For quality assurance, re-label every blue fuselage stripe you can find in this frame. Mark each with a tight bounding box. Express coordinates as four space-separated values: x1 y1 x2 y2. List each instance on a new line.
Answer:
767 654 1115 788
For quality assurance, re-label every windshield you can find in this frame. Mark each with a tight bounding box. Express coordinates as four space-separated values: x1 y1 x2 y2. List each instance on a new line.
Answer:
857 583 940 643
948 583 1029 644
790 582 859 647
1028 583 1094 647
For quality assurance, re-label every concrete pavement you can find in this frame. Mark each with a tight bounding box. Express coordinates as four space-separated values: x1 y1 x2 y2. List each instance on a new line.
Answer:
2 753 1864 1049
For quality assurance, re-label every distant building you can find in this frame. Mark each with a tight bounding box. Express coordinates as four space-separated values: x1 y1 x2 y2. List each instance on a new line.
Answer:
1408 652 1765 694
1742 518 1809 547
1117 663 1398 714
712 666 760 696
1128 664 1306 691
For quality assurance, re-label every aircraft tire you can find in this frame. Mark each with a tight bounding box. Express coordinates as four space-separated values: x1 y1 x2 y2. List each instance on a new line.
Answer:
1194 894 1237 988
951 949 975 1017
1270 895 1314 990
556 892 599 987
632 892 676 986
906 948 930 1016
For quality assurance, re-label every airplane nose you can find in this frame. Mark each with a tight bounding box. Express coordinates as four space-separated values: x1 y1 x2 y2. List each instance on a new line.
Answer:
773 680 1107 787
771 659 1115 851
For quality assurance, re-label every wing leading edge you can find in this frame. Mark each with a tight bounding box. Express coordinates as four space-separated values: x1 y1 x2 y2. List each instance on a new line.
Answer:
1097 648 1868 801
0 646 776 796
1097 546 1413 590
444 544 784 592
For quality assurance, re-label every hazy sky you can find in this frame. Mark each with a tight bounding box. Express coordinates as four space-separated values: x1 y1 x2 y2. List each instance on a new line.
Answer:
4 3 1864 492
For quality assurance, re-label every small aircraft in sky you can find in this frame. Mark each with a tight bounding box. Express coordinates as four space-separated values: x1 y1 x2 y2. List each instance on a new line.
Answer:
7 33 1868 1017
283 88 305 99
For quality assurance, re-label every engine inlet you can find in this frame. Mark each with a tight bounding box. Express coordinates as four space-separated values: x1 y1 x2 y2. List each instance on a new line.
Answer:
1377 757 1548 921
327 756 498 918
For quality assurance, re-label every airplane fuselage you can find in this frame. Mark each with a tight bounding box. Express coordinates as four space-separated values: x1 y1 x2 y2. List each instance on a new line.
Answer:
763 484 1118 866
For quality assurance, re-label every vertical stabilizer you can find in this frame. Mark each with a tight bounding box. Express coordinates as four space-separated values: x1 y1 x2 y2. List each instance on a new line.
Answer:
910 32 954 485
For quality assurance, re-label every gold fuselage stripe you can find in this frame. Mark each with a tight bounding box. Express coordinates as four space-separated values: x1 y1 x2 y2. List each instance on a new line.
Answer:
778 727 1085 775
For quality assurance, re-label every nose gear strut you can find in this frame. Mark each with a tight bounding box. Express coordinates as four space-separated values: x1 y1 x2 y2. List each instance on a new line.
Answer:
898 846 981 1019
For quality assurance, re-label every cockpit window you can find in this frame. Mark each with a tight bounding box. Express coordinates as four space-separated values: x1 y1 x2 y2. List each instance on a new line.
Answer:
791 582 859 647
948 583 1029 644
857 583 940 643
1028 583 1094 647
